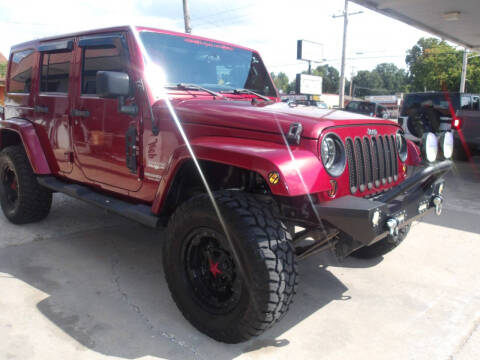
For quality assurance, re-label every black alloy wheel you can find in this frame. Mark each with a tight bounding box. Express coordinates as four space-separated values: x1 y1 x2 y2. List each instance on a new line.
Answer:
184 229 242 314
1 164 19 211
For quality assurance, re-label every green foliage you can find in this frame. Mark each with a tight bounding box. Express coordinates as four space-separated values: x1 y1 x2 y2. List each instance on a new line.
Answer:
406 37 461 91
405 37 480 92
311 64 339 93
270 72 290 94
352 63 408 97
0 62 7 79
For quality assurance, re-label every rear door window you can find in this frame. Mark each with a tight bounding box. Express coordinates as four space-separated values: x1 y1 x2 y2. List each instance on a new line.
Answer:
8 49 35 93
40 51 72 93
472 96 479 111
461 95 472 110
346 102 358 111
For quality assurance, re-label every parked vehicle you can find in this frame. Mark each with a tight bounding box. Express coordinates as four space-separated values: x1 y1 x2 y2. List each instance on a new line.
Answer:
289 99 328 108
345 100 389 118
399 92 480 156
0 26 452 343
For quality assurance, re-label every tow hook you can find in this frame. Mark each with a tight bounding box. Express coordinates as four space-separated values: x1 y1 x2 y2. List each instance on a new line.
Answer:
432 196 443 216
386 218 399 237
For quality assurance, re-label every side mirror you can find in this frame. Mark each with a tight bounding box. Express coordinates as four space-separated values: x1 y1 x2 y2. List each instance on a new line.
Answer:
96 71 130 98
96 71 138 116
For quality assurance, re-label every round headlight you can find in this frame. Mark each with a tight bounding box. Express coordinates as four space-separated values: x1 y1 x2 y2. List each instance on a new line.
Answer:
421 132 438 162
395 131 408 162
320 133 346 177
439 131 454 159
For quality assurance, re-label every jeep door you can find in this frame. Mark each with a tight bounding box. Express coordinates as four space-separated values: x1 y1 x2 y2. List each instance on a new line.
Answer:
34 40 75 174
71 33 141 192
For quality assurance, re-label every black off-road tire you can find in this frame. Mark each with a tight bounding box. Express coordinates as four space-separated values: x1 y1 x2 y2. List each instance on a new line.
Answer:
0 145 52 224
163 190 297 343
350 224 411 259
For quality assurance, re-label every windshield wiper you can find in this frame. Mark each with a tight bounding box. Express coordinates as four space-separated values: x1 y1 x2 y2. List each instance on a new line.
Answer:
223 88 271 101
165 83 229 100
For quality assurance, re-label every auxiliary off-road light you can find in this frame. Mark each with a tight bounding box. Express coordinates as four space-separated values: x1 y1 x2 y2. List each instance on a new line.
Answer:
421 132 438 163
320 133 346 177
439 131 454 159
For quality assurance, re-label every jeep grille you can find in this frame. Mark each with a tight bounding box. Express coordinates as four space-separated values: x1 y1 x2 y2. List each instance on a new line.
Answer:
345 135 398 194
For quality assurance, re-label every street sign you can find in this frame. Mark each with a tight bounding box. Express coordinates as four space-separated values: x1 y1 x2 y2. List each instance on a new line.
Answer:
297 40 324 62
296 74 322 95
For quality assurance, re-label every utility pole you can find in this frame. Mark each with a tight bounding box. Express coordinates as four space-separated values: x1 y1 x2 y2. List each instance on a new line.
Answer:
333 1 362 108
349 67 356 97
182 0 192 34
339 0 348 108
460 48 468 93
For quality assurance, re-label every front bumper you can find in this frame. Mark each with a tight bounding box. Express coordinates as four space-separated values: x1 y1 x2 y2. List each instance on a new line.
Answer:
315 160 452 246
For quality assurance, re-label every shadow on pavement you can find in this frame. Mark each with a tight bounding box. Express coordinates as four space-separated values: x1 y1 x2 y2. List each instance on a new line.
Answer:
3 158 477 358
0 198 375 359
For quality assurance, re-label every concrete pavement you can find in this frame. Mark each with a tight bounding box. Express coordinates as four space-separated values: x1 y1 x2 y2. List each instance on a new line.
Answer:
0 159 479 360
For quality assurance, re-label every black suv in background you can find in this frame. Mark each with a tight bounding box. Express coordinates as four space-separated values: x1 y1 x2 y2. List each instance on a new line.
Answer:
399 92 480 157
345 100 389 118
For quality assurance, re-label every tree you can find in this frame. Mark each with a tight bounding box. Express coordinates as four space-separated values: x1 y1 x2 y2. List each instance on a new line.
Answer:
349 63 409 97
352 70 384 97
372 63 408 93
312 64 339 93
0 62 7 79
270 72 290 94
404 37 477 92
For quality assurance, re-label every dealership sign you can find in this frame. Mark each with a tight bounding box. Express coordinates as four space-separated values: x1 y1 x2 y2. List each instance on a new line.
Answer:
296 74 323 95
297 40 324 62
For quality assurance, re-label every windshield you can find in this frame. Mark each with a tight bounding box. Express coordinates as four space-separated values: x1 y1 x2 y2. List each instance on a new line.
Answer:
139 31 277 97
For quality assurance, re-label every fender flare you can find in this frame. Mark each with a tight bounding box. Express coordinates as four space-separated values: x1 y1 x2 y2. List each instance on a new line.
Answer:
152 136 331 213
406 139 422 166
0 118 51 174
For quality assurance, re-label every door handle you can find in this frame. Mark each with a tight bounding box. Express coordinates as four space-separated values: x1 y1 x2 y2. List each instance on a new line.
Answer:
71 109 90 118
34 105 49 113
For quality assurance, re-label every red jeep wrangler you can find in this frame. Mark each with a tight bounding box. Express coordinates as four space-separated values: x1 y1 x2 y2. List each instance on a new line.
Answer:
0 26 452 343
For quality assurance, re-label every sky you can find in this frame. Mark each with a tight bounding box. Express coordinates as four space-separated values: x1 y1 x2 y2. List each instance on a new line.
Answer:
0 0 452 82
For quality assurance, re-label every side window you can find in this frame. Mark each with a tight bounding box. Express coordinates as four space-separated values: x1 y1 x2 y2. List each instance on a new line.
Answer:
40 51 72 93
472 96 479 111
347 102 358 110
8 49 34 93
461 95 472 110
81 39 128 95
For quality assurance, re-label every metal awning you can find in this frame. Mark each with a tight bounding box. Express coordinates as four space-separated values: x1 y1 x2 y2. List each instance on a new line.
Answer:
351 0 479 50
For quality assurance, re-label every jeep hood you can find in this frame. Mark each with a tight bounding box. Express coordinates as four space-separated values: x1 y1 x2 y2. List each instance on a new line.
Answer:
153 98 399 139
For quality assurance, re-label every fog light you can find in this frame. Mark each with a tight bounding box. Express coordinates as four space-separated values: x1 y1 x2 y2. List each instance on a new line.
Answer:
372 209 381 227
421 132 438 162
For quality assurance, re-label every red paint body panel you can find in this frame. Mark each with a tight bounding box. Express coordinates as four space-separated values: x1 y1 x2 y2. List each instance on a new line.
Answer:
406 140 422 166
151 136 330 213
0 118 51 174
